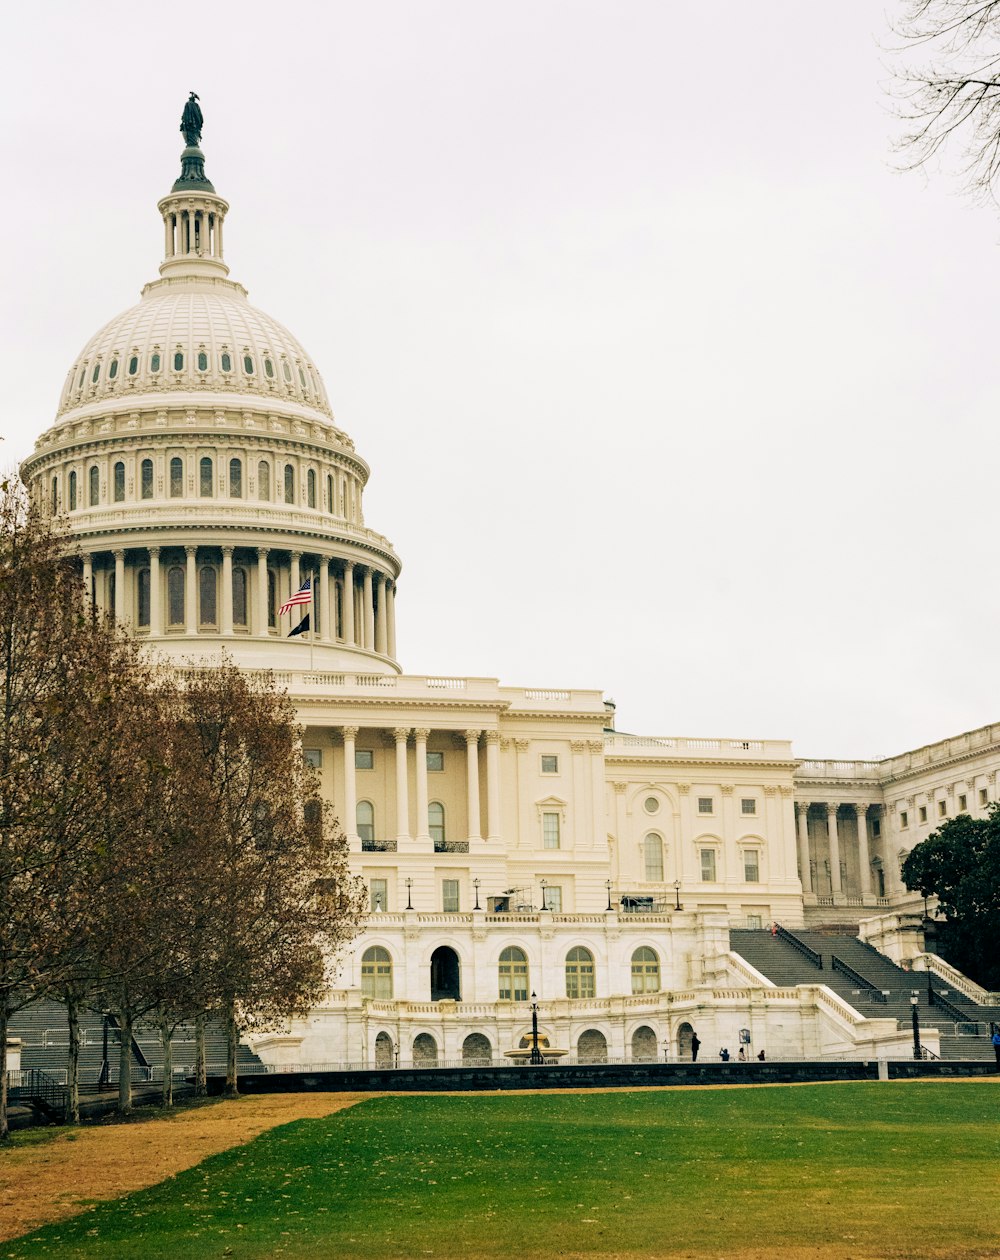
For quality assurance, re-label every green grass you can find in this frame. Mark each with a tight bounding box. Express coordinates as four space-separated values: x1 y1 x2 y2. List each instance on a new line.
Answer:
6 1082 1000 1259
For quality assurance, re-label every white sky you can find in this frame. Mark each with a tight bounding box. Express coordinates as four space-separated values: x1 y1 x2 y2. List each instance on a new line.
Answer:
3 2 999 760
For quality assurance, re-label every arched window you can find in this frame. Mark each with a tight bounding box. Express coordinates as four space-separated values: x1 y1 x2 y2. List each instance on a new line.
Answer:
357 801 374 845
462 1033 492 1065
282 360 292 382
51 477 58 514
197 351 208 372
631 946 660 994
141 458 153 500
283 464 295 504
173 351 184 372
200 457 213 498
229 458 242 498
326 474 333 512
232 567 248 627
428 802 445 847
167 566 185 626
298 366 307 390
258 461 270 501
267 569 277 628
114 462 125 502
577 1028 608 1063
307 468 317 508
68 471 77 511
264 357 275 378
631 1025 658 1061
361 946 392 999
127 355 139 376
374 1031 393 1067
150 352 161 374
198 565 217 627
565 946 595 999
243 354 255 375
91 363 100 384
108 358 119 380
644 833 664 882
498 946 528 1002
137 568 150 628
89 465 100 506
412 1033 438 1064
220 352 232 373
170 457 183 498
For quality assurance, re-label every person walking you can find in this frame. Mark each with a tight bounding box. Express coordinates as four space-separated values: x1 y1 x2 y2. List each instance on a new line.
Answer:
691 1032 701 1062
991 1028 1000 1064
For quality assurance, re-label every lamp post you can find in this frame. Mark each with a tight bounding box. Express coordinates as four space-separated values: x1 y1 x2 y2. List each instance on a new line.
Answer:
473 877 481 910
540 878 548 910
910 991 922 1060
529 991 544 1065
405 877 413 910
605 879 613 911
100 1013 110 1090
662 1038 670 1063
673 879 682 911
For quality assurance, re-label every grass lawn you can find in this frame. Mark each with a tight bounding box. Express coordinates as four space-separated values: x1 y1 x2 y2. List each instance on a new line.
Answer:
5 1082 1000 1259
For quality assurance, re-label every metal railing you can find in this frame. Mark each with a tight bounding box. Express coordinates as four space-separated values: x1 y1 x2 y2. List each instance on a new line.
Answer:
7 1068 68 1116
776 925 823 969
832 955 883 996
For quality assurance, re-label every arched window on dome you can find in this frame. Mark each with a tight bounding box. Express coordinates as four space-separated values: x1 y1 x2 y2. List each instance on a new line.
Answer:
141 459 153 501
644 833 664 882
243 354 255 375
77 367 86 389
232 567 248 629
167 566 185 627
220 352 232 373
229 458 242 499
356 801 375 846
197 351 208 373
200 457 213 498
630 947 660 994
326 474 334 514
267 569 277 628
68 471 77 512
298 366 307 390
283 464 295 504
50 477 58 514
113 462 125 503
150 352 161 374
498 947 529 1002
566 946 595 1000
170 457 183 498
137 568 150 629
361 946 392 999
91 363 100 384
282 360 292 383
199 566 217 628
258 461 270 501
89 465 99 506
173 351 184 372
264 358 275 379
127 355 139 377
108 359 118 381
307 469 317 509
428 802 446 848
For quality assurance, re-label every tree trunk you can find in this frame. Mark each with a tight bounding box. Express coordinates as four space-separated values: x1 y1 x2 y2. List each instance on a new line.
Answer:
194 1011 207 1097
66 996 81 1124
117 1013 133 1115
160 1019 173 1108
0 1006 9 1142
224 997 239 1098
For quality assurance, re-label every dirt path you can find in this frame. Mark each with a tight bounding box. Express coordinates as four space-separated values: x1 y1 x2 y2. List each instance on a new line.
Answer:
0 1092 368 1244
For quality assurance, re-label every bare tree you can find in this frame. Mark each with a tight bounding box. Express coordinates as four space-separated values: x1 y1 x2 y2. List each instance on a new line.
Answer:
893 1 1000 199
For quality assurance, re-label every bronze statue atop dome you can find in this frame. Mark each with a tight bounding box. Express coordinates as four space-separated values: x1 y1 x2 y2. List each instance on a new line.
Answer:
180 92 203 147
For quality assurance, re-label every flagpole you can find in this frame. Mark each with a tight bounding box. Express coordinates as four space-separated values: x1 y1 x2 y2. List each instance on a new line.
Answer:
309 568 314 672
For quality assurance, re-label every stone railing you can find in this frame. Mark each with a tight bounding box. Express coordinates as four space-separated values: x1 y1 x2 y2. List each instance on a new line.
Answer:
797 759 883 781
915 953 1000 1006
604 734 794 761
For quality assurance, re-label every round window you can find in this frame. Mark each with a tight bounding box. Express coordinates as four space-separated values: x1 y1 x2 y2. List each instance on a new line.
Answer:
643 796 659 814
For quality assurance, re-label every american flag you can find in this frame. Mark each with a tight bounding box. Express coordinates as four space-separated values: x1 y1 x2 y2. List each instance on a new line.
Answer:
279 578 312 617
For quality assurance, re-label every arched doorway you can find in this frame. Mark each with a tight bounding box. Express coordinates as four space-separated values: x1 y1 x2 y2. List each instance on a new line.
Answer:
374 1030 394 1068
462 1033 492 1065
631 1025 658 1061
413 1032 438 1065
577 1028 608 1063
676 1022 695 1060
430 946 461 1001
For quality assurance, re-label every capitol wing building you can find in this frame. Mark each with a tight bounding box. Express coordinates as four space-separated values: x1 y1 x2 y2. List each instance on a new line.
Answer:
22 109 1000 1069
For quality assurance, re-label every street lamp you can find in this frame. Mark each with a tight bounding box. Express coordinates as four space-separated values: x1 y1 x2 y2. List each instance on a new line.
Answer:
910 991 922 1060
405 877 413 910
662 1038 670 1063
673 880 682 911
540 878 548 910
473 877 481 910
605 879 613 911
529 992 544 1065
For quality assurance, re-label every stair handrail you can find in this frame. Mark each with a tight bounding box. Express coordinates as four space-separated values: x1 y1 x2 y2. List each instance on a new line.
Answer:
831 954 883 994
927 990 970 1024
106 1014 150 1069
776 925 823 969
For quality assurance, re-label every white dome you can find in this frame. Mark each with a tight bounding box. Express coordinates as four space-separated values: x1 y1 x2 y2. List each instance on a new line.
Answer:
57 279 333 421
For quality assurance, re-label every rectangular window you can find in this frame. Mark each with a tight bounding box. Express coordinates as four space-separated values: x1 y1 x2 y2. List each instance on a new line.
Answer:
919 806 928 824
900 811 909 829
442 879 460 913
426 750 444 772
542 812 561 849
541 755 558 774
872 818 881 837
958 794 967 812
369 878 387 912
355 749 374 770
743 850 760 882
980 788 989 807
938 800 947 817
741 798 756 816
697 797 713 814
303 748 322 768
700 848 717 882
543 884 562 912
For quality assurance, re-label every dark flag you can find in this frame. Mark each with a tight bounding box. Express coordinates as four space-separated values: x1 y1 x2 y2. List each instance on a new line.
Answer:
288 614 310 638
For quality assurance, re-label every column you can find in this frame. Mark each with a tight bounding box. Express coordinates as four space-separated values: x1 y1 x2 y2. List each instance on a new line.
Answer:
319 560 331 642
185 546 197 633
256 547 269 635
149 547 162 635
827 803 842 893
796 802 812 893
290 552 301 600
342 562 355 645
342 726 359 841
386 582 397 659
856 803 872 896
485 731 501 841
375 573 387 655
82 554 94 612
363 567 375 650
164 214 172 258
414 728 430 839
113 550 125 624
465 729 482 841
221 546 234 635
394 728 411 841
216 214 224 258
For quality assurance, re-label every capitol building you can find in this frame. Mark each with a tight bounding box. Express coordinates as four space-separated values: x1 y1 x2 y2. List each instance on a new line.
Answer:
22 104 1000 1068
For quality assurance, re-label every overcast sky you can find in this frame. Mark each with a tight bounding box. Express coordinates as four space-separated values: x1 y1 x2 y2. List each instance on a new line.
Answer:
4 2 999 760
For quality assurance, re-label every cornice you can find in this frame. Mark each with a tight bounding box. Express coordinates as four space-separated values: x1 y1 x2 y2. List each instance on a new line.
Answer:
605 752 800 771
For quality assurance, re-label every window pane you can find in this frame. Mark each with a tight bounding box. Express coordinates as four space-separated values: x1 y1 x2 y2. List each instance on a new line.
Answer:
631 947 660 994
229 458 242 498
258 461 270 501
644 834 663 882
369 878 387 912
355 749 374 770
113 462 125 502
307 468 316 508
429 802 445 844
68 472 77 511
173 351 184 371
137 568 150 628
442 879 460 912
167 566 185 626
541 755 558 773
361 946 392 999
199 566 217 626
741 798 756 815
566 947 594 999
701 849 717 882
426 751 444 772
284 464 295 503
744 850 760 882
170 457 183 497
498 947 528 1001
232 567 247 626
267 570 276 627
200 457 213 497
141 459 153 500
542 812 560 849
543 885 562 912
697 797 713 814
197 351 208 372
89 466 100 506
356 801 374 843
